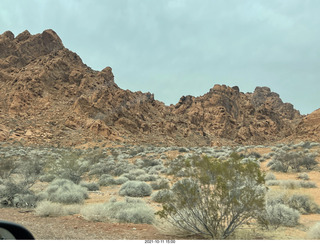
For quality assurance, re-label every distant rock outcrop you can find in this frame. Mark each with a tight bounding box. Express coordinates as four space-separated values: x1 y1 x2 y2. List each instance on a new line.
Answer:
171 84 301 145
294 109 320 142
0 29 310 147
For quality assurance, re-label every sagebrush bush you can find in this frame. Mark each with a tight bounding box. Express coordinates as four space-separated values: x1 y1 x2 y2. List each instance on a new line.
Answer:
98 174 116 186
44 179 88 204
80 181 100 191
81 203 109 222
12 193 38 208
266 180 280 186
81 198 154 224
151 189 173 203
120 173 136 181
279 180 317 189
265 190 287 206
307 222 320 239
287 194 320 214
35 201 64 217
109 198 154 224
136 158 162 169
39 174 56 183
267 160 287 172
299 181 317 188
35 201 81 217
128 169 147 177
148 165 167 175
268 151 318 172
150 178 170 190
136 174 158 182
297 173 309 180
258 203 300 229
88 159 135 177
265 172 276 181
119 181 153 197
0 181 37 208
114 176 129 185
280 180 301 189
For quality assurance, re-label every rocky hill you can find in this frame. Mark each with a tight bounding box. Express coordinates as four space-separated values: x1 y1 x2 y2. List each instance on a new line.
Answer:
294 109 320 142
0 29 311 148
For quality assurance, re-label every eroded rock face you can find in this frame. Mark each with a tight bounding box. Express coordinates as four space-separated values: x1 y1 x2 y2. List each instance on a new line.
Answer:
294 109 320 142
250 87 301 120
0 29 306 147
171 84 301 144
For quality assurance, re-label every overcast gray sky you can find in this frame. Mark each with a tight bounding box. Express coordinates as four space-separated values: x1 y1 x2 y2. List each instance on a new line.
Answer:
1 0 320 115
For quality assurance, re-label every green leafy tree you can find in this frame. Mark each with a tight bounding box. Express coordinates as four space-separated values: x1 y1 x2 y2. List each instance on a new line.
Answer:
157 154 266 239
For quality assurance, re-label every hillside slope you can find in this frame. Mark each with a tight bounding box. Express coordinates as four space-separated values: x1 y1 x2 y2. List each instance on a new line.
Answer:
0 30 307 147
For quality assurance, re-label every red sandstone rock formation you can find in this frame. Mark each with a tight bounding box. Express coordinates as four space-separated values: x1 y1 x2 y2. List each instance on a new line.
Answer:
0 29 309 147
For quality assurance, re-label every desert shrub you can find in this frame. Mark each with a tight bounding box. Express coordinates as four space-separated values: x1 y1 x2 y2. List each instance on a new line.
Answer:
247 151 262 159
45 151 89 184
310 142 320 147
136 174 158 182
0 181 37 208
43 179 88 204
300 181 317 188
265 172 276 181
165 157 186 175
307 222 320 239
63 204 82 215
148 165 166 175
128 147 145 157
12 193 38 208
258 203 300 229
267 160 288 173
268 151 318 172
297 141 312 149
80 181 100 191
113 160 135 176
98 174 116 186
297 173 310 180
128 169 147 177
119 181 152 197
39 174 56 183
108 198 154 224
157 154 266 239
114 176 129 185
265 190 287 206
35 201 81 217
287 194 320 214
178 147 189 153
265 180 281 186
280 180 301 189
35 201 64 217
120 173 136 181
88 159 135 177
150 178 170 190
88 161 113 177
81 198 154 224
279 180 317 189
151 189 173 203
136 158 162 169
80 203 109 222
0 155 45 208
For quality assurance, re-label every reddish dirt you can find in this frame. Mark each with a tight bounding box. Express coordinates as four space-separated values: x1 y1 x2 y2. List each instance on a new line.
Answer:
0 208 189 240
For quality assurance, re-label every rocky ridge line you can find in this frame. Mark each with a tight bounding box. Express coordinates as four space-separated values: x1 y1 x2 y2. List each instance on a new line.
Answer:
0 30 309 147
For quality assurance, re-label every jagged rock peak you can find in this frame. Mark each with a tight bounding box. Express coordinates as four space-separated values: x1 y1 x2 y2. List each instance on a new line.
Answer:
0 29 64 58
1 29 62 44
0 31 15 40
251 86 301 119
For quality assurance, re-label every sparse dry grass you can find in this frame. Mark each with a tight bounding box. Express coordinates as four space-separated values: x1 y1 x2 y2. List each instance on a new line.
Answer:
2 144 320 240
